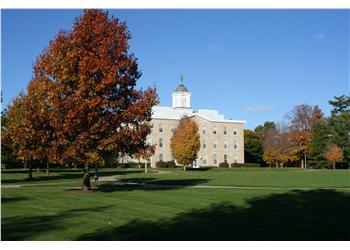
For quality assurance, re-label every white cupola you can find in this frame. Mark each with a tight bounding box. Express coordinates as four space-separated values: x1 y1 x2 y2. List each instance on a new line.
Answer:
172 76 191 109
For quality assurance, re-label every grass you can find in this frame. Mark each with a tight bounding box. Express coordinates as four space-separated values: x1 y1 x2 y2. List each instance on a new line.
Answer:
1 167 350 240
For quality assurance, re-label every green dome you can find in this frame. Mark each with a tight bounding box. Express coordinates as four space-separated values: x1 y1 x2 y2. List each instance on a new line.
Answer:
174 83 189 92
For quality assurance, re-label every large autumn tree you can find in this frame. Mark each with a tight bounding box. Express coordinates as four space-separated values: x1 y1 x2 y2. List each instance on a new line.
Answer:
2 92 40 179
11 9 158 190
262 123 298 167
171 116 200 171
286 104 323 168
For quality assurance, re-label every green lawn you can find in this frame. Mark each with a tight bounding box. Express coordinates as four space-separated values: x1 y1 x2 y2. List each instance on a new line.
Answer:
1 167 350 240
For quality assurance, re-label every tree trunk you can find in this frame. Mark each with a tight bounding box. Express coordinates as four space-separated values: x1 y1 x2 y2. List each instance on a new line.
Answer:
83 164 91 191
24 159 27 169
28 160 32 179
300 157 304 168
183 165 186 171
333 162 336 170
46 162 49 176
145 162 148 174
37 167 40 173
95 164 99 181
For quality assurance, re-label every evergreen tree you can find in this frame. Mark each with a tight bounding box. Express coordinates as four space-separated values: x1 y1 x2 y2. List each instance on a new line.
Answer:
328 95 350 166
244 130 263 165
308 119 331 168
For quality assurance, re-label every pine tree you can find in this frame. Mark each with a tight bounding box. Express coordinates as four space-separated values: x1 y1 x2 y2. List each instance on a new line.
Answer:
308 120 331 168
328 95 350 166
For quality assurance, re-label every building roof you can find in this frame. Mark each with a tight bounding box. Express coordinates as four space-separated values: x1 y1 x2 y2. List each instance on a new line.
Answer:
174 83 189 93
152 106 246 124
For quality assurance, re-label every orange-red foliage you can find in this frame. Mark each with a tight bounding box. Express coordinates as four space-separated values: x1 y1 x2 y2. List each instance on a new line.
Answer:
325 144 344 164
5 9 159 167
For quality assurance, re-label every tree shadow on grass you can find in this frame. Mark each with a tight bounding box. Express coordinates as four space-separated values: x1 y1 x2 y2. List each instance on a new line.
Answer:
2 206 112 240
1 197 30 203
77 189 350 240
95 178 210 192
187 167 214 171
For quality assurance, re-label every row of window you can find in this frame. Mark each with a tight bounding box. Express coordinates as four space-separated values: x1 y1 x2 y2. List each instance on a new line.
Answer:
202 139 238 150
159 153 238 164
158 138 238 150
158 124 238 135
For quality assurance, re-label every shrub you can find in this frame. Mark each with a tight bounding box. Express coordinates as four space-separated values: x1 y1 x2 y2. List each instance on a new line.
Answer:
119 162 139 168
166 160 176 168
230 163 240 168
155 160 167 168
219 162 229 168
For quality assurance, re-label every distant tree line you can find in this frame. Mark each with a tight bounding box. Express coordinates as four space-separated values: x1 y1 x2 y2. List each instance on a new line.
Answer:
244 95 350 169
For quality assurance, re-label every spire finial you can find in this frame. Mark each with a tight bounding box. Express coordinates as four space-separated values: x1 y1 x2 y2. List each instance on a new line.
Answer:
180 75 184 83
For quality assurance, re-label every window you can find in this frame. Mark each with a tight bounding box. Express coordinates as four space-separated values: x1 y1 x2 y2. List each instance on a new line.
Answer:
171 125 175 132
233 129 237 135
224 140 228 150
233 140 238 150
213 140 217 149
213 154 217 165
213 127 217 135
224 127 227 135
202 155 207 165
202 139 207 149
159 124 163 133
159 154 163 161
224 154 228 163
159 138 163 148
233 154 238 163
202 127 207 135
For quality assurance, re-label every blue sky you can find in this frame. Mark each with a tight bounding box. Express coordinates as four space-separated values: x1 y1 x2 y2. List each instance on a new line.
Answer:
1 9 349 129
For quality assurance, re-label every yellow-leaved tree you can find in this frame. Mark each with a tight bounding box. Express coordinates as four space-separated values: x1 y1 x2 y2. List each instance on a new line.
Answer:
325 144 344 170
171 116 200 171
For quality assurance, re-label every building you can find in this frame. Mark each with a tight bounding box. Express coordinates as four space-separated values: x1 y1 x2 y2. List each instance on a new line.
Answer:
148 78 246 168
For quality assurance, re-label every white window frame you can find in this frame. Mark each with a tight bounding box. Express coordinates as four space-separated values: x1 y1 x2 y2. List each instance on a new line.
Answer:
224 140 228 150
213 154 217 165
202 139 207 149
224 154 228 163
159 138 163 148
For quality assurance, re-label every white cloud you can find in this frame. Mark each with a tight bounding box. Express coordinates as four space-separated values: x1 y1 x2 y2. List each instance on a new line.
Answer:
313 32 327 40
245 105 270 113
